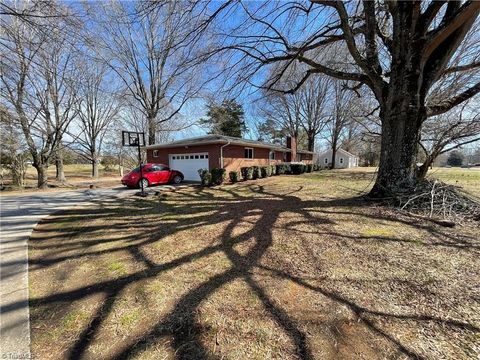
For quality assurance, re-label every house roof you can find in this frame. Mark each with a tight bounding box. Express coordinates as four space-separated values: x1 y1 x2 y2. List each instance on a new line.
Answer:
318 148 359 158
145 134 315 154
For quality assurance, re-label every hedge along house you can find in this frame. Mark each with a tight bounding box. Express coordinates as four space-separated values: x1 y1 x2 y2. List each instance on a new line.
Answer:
145 134 314 181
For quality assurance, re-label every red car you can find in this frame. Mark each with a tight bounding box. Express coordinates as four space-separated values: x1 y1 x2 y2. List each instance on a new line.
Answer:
121 163 184 188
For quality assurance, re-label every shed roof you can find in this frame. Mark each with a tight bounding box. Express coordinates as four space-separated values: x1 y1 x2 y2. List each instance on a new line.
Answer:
318 148 359 158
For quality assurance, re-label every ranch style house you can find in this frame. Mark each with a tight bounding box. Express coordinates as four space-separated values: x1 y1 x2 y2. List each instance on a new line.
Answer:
145 134 314 181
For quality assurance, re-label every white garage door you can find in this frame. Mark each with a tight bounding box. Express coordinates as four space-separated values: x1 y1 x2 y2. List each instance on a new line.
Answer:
169 153 209 181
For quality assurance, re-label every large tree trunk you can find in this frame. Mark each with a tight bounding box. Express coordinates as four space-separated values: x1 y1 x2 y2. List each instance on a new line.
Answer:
370 105 425 197
92 159 99 178
11 155 26 188
306 132 315 152
148 115 156 145
330 135 338 169
36 164 48 189
55 151 66 182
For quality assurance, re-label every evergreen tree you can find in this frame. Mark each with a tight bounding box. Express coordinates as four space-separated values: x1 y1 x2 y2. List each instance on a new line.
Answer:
201 99 246 137
447 150 465 167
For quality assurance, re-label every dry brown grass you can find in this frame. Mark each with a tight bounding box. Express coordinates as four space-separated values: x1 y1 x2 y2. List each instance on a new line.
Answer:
1 164 121 194
27 169 480 359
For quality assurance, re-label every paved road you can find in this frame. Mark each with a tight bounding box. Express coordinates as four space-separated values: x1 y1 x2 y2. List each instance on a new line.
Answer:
0 187 137 358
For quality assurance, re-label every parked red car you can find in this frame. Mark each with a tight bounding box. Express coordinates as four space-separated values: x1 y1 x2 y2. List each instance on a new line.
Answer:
121 163 184 188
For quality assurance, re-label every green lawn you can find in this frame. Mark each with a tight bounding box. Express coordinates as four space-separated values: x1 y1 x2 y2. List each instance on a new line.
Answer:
28 168 479 359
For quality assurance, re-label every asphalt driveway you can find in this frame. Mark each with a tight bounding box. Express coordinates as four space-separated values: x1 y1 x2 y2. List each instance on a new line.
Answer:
0 187 138 359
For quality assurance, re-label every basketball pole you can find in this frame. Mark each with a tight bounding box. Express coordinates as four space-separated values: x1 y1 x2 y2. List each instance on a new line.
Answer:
137 138 147 197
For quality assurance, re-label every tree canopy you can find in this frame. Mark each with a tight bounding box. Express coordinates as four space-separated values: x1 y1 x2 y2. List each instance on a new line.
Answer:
200 99 246 138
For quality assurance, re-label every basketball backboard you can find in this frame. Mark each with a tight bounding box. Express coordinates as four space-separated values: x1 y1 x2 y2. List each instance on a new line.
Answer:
122 131 145 147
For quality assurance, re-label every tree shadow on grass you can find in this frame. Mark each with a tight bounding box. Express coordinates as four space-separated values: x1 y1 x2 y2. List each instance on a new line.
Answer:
13 183 480 359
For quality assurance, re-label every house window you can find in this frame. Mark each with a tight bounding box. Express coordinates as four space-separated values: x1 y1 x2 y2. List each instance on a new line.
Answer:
205 154 208 159
153 150 159 157
324 158 328 164
269 151 275 160
244 148 254 159
340 158 344 164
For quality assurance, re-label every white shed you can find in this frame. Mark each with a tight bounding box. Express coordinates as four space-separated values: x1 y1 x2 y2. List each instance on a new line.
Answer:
318 148 359 169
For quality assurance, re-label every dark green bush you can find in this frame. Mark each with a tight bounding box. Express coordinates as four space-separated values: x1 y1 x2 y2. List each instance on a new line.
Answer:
229 171 239 183
260 166 266 178
306 164 313 173
252 166 261 179
290 164 303 175
265 165 272 177
211 168 226 185
276 163 291 175
240 166 253 180
198 169 211 186
313 164 319 171
276 164 284 175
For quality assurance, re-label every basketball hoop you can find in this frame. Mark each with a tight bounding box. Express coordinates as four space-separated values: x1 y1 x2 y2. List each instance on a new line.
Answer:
122 130 147 197
122 131 145 147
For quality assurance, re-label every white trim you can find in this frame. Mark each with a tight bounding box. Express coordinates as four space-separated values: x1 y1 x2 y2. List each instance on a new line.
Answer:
269 150 275 160
244 147 254 160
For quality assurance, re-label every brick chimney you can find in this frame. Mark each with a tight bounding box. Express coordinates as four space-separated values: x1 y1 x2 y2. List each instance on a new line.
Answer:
286 136 297 162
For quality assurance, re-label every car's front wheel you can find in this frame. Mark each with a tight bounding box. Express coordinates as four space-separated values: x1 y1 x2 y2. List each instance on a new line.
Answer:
173 175 183 184
138 178 149 189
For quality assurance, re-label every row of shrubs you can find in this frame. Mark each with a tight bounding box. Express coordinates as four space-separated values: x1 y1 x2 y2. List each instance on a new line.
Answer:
198 163 320 186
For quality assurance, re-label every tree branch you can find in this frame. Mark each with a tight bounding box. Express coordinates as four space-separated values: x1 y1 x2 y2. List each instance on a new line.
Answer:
443 61 480 74
427 81 480 116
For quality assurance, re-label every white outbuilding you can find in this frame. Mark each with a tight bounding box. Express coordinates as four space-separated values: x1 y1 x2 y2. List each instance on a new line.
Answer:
318 148 359 169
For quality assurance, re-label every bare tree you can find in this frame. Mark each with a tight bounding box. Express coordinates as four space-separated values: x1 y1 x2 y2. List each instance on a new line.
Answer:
210 1 480 196
0 2 79 188
72 62 121 178
324 80 358 168
297 75 332 151
0 105 28 187
88 1 211 145
418 100 480 177
259 89 303 148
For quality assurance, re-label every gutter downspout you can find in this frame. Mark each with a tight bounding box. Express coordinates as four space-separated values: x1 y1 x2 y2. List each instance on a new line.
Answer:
220 140 231 169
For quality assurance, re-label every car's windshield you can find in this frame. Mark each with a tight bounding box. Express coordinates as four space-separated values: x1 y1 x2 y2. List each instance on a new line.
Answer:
131 165 146 173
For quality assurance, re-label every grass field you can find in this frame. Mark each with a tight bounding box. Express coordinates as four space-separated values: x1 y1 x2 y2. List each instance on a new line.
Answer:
27 168 480 359
1 164 123 193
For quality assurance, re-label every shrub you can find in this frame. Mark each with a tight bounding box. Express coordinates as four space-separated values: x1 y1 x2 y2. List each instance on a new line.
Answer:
270 165 277 175
229 171 239 183
198 169 211 186
313 164 319 171
306 164 313 173
275 164 284 175
211 168 226 185
241 166 253 180
290 164 303 175
260 166 266 178
252 166 261 179
276 163 291 175
265 165 272 177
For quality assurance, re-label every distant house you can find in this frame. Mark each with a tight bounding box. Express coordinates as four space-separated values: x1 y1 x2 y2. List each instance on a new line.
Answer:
318 148 359 169
145 135 314 181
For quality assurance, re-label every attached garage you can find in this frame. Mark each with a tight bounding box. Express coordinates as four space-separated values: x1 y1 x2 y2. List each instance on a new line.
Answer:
169 153 209 181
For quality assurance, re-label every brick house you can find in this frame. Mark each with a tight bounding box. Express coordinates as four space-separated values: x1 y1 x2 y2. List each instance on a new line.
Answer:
145 135 314 181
